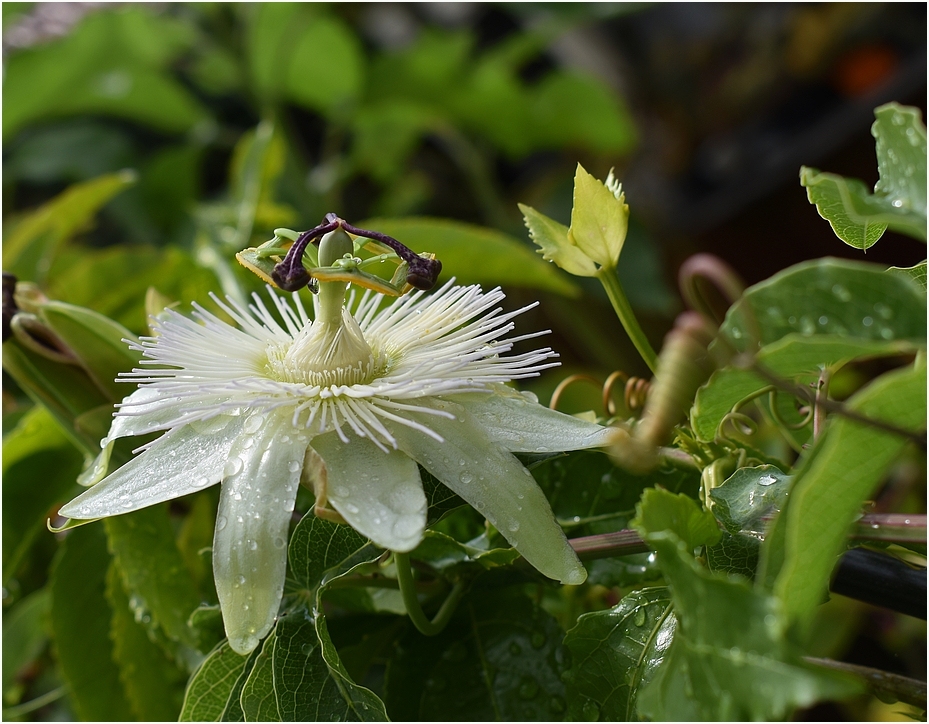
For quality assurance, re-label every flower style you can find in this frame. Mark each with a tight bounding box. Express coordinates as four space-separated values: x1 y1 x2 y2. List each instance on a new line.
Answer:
59 230 614 654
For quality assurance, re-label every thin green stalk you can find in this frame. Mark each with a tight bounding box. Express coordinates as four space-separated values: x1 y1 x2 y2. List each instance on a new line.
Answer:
2 686 67 718
394 552 466 636
596 267 658 373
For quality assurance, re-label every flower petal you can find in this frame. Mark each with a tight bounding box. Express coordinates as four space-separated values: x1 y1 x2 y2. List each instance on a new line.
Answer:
213 411 307 655
452 386 614 452
387 398 586 585
312 431 426 553
60 415 248 519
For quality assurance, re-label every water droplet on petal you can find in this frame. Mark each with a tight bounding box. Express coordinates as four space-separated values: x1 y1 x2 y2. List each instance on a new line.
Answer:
288 460 301 473
758 475 777 486
224 457 243 477
273 536 287 549
248 540 258 550
508 521 520 533
633 608 647 627
236 574 246 585
244 414 264 434
216 516 227 531
459 471 473 484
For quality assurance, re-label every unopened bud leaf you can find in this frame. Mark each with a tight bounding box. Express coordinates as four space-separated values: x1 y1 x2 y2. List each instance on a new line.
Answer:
569 164 629 271
519 203 598 277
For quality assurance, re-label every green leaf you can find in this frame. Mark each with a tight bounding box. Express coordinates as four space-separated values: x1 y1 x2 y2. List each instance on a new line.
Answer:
693 259 927 442
287 514 373 592
632 489 859 720
633 488 721 551
2 589 50 702
272 611 388 721
569 164 629 271
709 465 790 536
705 531 761 580
48 524 134 721
357 217 581 297
719 259 926 352
239 631 281 721
705 466 791 580
761 361 927 623
519 203 598 277
220 646 263 722
872 103 927 229
180 641 249 722
2 340 111 453
285 16 364 116
800 103 927 245
47 244 222 335
411 529 520 573
562 587 675 721
104 504 204 659
530 73 637 155
3 8 207 141
2 406 84 581
3 171 136 282
421 467 466 524
531 450 700 535
889 261 928 290
384 588 569 721
800 168 889 249
40 301 139 402
106 564 185 721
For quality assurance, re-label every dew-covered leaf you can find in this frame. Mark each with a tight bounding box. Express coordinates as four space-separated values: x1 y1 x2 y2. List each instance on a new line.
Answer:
632 489 860 720
719 258 926 353
48 525 134 721
800 103 927 245
384 588 569 721
180 641 249 722
358 217 581 297
104 504 204 657
693 259 926 442
106 564 185 721
761 360 927 622
709 465 790 536
562 587 675 721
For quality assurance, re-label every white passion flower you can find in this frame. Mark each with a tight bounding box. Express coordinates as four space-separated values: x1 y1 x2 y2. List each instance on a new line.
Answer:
59 228 614 655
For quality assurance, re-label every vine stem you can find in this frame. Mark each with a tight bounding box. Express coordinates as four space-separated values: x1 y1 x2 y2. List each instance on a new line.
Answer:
568 514 927 560
804 657 927 709
596 267 659 373
394 552 466 636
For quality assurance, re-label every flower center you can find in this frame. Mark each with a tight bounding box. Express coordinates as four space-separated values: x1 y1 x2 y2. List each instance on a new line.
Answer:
267 227 382 388
267 308 378 387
